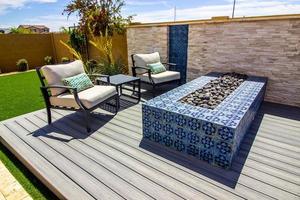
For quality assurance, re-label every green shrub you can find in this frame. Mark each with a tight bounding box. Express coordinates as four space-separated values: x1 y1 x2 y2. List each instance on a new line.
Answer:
44 56 54 65
16 59 29 71
98 57 127 75
69 28 86 55
86 59 98 73
9 27 32 34
61 57 70 63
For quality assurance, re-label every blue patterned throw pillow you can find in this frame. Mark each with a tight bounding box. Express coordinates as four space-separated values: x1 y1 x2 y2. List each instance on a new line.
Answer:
147 62 166 74
62 73 94 93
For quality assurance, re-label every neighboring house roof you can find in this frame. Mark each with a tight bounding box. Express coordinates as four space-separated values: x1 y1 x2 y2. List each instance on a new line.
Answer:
18 25 49 30
0 28 11 33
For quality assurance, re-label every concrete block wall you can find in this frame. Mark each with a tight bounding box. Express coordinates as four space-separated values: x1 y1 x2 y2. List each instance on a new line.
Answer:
127 15 300 107
127 26 169 72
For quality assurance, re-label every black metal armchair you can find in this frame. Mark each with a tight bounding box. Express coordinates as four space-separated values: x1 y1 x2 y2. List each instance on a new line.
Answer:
131 52 181 96
36 60 119 133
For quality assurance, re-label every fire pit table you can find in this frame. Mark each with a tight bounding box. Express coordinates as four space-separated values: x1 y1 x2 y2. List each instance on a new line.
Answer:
142 72 267 169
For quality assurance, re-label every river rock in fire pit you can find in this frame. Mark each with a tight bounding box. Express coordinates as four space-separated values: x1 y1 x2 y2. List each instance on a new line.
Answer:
180 73 248 109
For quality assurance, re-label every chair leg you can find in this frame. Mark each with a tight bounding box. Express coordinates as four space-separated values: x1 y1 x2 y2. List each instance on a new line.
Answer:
84 110 91 133
152 84 156 97
132 82 136 95
178 79 182 86
46 106 52 124
115 95 120 114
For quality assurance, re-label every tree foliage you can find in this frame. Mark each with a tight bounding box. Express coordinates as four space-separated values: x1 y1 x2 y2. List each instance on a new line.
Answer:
62 0 130 75
59 26 70 33
69 28 87 55
63 0 132 36
9 27 33 34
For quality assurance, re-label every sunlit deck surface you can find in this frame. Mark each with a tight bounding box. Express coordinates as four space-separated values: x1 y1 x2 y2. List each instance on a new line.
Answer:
0 89 299 199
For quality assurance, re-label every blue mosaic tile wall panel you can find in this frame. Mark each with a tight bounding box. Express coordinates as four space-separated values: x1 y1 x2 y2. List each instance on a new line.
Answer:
169 25 189 83
142 72 267 169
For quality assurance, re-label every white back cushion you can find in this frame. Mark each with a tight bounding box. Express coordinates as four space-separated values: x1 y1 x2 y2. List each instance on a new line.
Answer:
41 60 85 96
133 52 161 68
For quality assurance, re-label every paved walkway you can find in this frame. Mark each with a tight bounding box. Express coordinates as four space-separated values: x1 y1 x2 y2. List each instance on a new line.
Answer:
0 160 32 200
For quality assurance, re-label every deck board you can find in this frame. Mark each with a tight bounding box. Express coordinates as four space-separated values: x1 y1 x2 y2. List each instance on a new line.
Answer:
0 125 93 200
3 120 122 200
0 101 300 200
83 105 300 199
18 115 151 200
44 111 214 200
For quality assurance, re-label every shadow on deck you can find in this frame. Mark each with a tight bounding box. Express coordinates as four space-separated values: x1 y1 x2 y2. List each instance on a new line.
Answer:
0 83 299 200
140 101 300 189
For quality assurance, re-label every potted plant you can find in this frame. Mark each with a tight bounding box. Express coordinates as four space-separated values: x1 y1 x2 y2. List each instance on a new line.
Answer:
16 59 29 71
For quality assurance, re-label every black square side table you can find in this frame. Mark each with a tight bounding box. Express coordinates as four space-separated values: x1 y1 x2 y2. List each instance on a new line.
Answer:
96 74 141 102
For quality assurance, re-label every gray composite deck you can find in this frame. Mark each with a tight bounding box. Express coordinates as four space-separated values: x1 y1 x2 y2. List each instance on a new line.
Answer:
0 97 300 200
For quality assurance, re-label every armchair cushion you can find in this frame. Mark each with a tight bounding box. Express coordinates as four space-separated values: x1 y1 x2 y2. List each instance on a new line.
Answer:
62 73 94 93
133 52 160 73
49 85 117 109
41 60 85 96
139 70 180 84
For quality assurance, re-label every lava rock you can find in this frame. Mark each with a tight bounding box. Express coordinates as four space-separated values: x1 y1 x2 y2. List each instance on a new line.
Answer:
179 72 248 109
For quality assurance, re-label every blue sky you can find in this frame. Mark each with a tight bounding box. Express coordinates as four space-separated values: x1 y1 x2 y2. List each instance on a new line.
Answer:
0 0 300 31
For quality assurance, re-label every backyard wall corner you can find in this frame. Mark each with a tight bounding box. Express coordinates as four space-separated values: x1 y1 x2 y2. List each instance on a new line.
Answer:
88 33 129 71
127 26 169 73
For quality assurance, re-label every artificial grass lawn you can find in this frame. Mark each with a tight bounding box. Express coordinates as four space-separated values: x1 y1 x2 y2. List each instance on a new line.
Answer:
0 71 57 199
0 71 45 121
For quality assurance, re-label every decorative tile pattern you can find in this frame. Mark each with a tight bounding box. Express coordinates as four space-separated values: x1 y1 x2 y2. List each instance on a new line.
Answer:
142 72 267 169
169 25 189 83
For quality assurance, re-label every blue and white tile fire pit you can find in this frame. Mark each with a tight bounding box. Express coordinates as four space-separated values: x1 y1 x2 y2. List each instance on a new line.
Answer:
142 72 267 169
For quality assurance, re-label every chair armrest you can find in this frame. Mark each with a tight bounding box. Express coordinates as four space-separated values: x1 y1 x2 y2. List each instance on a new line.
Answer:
41 85 77 92
132 66 151 76
88 74 110 83
162 63 177 71
132 66 154 84
162 62 176 66
41 85 78 98
41 85 87 109
132 66 150 71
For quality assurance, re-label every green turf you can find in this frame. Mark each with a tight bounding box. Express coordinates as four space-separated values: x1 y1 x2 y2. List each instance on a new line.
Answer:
0 71 57 199
0 71 45 121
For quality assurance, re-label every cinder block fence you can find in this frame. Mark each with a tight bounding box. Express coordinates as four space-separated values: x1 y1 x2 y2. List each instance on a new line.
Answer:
0 33 127 73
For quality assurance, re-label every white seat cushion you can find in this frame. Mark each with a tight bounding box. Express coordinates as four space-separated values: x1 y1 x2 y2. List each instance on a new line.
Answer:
133 52 161 73
49 85 117 109
42 60 85 96
139 71 180 84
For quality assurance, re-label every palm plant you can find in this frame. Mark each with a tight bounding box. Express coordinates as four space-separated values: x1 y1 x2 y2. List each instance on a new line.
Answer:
63 0 132 36
62 0 132 75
